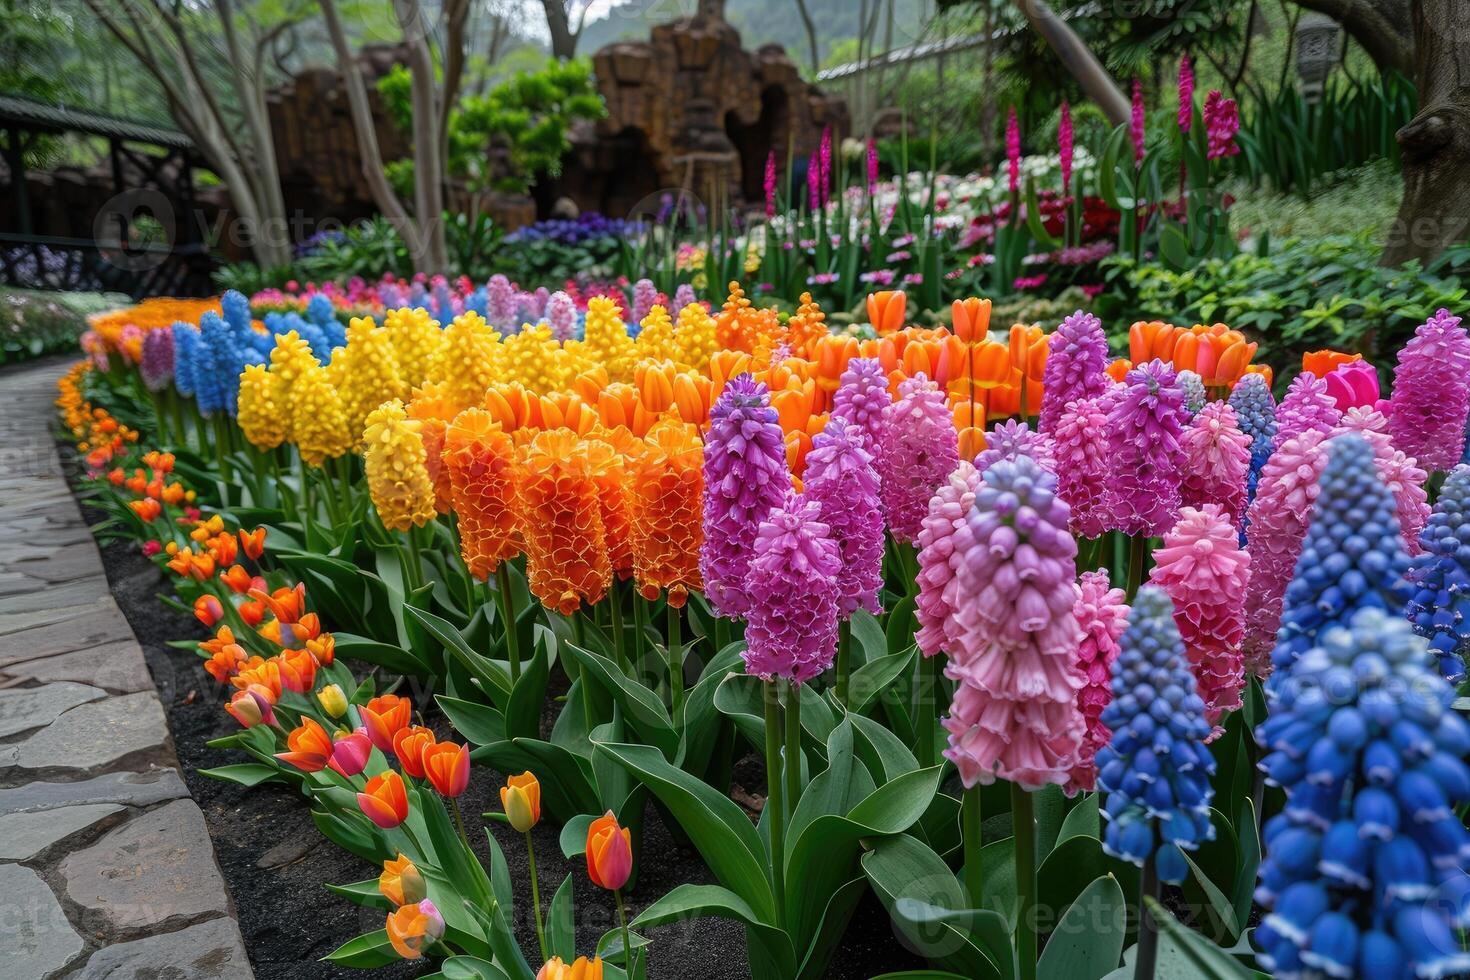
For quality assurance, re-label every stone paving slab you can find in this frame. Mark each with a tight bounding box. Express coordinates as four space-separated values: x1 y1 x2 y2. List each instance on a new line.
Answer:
0 359 252 978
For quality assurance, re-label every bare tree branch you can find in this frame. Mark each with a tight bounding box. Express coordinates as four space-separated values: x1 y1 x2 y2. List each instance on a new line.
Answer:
1289 0 1413 77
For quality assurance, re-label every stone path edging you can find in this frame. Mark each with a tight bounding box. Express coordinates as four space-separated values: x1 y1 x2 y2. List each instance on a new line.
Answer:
0 359 253 978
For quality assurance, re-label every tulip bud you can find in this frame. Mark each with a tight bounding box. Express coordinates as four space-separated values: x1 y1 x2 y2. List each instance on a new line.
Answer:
224 688 274 728
379 854 427 906
316 683 348 718
500 772 541 833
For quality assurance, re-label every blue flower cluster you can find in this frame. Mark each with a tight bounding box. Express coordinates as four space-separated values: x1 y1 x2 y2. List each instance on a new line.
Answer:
375 280 488 323
1406 464 1470 682
173 290 277 416
1228 372 1277 505
1177 369 1206 416
1269 434 1411 685
1096 586 1216 883
503 212 643 245
1255 609 1470 979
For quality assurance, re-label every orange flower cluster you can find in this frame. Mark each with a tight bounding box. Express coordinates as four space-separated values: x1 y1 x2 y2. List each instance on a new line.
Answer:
626 423 704 607
442 408 523 579
1125 320 1270 388
86 298 222 360
56 363 140 470
517 429 614 615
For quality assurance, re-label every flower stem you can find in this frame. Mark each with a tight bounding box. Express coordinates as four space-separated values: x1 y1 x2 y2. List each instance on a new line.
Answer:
610 581 629 673
404 525 425 594
917 652 938 768
615 887 637 977
784 679 802 821
1135 853 1161 980
763 680 787 925
834 618 851 709
496 563 521 683
1125 533 1148 601
963 783 983 908
525 831 547 963
1012 783 1037 980
666 601 684 716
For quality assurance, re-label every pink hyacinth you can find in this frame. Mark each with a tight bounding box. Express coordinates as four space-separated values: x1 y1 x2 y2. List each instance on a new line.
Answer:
807 151 820 212
1149 505 1251 736
1130 78 1145 164
545 290 577 341
1067 570 1129 793
487 274 516 330
1102 359 1188 537
742 491 842 685
1059 101 1074 190
631 278 658 325
1180 401 1251 528
803 419 885 617
1178 55 1195 131
1052 394 1114 539
1324 359 1380 411
1038 310 1112 436
1387 309 1470 471
830 356 891 454
1203 90 1240 160
867 137 879 194
1241 429 1332 674
819 125 833 205
914 461 983 658
763 150 777 219
879 374 960 544
1337 407 1431 553
974 420 1055 474
1273 372 1342 450
1006 107 1021 194
942 456 1085 790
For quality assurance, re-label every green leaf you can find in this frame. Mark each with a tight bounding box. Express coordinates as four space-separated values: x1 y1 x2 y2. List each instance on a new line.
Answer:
322 929 399 968
440 956 511 980
333 632 430 676
1184 851 1241 942
324 878 392 911
564 643 676 757
1036 874 1126 980
546 874 577 962
848 647 917 716
437 695 506 746
197 763 282 787
1057 795 1100 844
505 635 552 741
404 604 512 704
559 813 596 860
630 883 797 978
1142 897 1255 978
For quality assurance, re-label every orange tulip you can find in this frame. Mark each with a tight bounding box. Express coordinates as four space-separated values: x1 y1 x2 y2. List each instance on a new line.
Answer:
1106 358 1132 383
968 340 1012 389
708 350 752 394
1302 349 1361 378
572 366 610 406
276 717 334 772
361 694 413 752
1244 363 1274 389
392 725 437 779
219 564 253 594
596 384 640 431
812 334 859 393
537 956 603 980
327 727 373 777
358 771 410 828
193 594 224 627
239 527 266 560
671 372 712 426
951 297 992 343
500 771 542 832
867 290 907 334
129 498 162 522
385 900 444 959
484 383 536 432
277 647 317 693
379 853 426 907
586 811 633 891
1128 321 1179 365
224 687 275 728
421 741 470 797
635 362 677 414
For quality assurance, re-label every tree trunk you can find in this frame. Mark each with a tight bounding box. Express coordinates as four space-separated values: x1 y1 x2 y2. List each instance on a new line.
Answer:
541 0 578 59
1381 0 1470 266
1290 0 1414 77
1014 0 1129 125
792 0 820 72
393 0 448 272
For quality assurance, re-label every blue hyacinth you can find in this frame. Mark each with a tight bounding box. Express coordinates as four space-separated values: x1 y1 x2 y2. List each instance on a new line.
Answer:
1229 372 1277 504
1095 586 1216 883
1407 464 1470 682
1254 608 1470 979
171 321 200 398
1269 434 1412 686
1177 370 1206 417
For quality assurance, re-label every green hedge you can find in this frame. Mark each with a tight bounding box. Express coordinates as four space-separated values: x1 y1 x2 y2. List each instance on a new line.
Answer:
0 288 130 365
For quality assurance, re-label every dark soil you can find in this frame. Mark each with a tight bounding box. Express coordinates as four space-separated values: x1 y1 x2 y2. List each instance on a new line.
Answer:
67 449 923 979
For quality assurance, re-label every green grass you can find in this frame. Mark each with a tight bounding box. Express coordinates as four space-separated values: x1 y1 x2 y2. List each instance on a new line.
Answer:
1224 160 1402 246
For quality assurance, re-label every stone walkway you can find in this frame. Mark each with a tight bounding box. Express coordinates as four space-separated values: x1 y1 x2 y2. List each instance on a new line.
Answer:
0 359 253 978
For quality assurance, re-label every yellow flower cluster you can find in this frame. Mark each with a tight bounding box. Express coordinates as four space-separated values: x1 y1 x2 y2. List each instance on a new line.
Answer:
237 364 287 450
335 317 408 441
362 399 437 532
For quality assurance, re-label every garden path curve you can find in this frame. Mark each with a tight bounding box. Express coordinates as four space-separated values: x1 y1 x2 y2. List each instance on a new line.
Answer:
0 358 253 978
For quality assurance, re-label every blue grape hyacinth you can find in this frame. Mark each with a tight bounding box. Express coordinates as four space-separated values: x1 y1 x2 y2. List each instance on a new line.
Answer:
1254 608 1470 979
1095 585 1216 883
1269 434 1412 686
170 320 200 399
1228 372 1277 505
1407 464 1470 682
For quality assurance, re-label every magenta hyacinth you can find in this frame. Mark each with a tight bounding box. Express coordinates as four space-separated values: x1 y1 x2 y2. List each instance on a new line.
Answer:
803 418 884 618
1203 90 1240 159
830 356 891 453
700 375 791 619
1038 310 1111 436
1149 504 1251 736
915 462 983 658
139 327 175 392
866 137 879 194
1059 101 1074 190
1052 394 1114 539
545 290 576 341
1180 401 1251 528
1102 359 1188 537
742 491 842 685
1240 429 1332 674
806 151 820 212
819 125 833 205
974 420 1055 473
1177 54 1194 131
1337 407 1431 553
1273 371 1342 450
631 278 658 326
1388 308 1470 471
942 455 1085 790
1130 77 1146 163
763 150 777 219
1068 570 1129 793
879 374 960 544
1006 107 1021 194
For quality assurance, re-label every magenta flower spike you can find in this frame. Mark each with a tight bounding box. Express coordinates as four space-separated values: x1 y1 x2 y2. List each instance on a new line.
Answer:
830 356 891 454
1323 359 1380 411
1006 107 1021 195
1273 371 1342 451
803 418 884 618
866 138 879 194
1388 308 1470 471
1130 78 1146 163
1177 54 1194 131
1102 359 1188 537
1067 570 1129 794
700 375 791 619
915 462 983 658
1038 310 1111 436
763 150 777 219
1203 90 1240 159
1180 401 1251 528
742 491 842 685
974 420 1055 474
819 124 833 205
879 374 960 544
1052 393 1115 540
1149 505 1251 736
806 151 820 212
1059 101 1074 191
942 455 1085 790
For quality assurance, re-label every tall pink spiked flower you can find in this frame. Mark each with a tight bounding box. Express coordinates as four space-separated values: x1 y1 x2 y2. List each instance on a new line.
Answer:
763 150 777 219
1273 371 1342 450
866 137 879 194
819 125 833 205
1006 107 1021 194
1178 55 1195 131
807 151 820 212
915 462 983 658
1038 310 1111 436
803 419 884 617
1059 101 1074 191
1052 394 1115 539
1102 359 1188 537
742 491 842 685
1149 505 1251 736
942 455 1085 790
1203 91 1240 160
879 374 960 544
1130 78 1146 163
1388 308 1470 471
1180 401 1251 528
1067 570 1129 793
830 357 891 454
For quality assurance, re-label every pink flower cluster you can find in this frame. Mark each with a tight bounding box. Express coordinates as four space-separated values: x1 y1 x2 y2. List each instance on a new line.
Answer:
1103 359 1187 537
1388 308 1470 471
1052 394 1114 538
1273 372 1342 450
1068 570 1129 793
915 463 983 658
1179 401 1251 528
742 492 842 685
879 375 959 544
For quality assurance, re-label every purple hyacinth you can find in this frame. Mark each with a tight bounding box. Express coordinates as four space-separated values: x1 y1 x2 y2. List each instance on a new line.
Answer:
673 283 697 311
631 278 658 326
1038 310 1111 436
879 374 960 544
1389 308 1470 472
830 357 891 453
1053 394 1113 539
974 420 1055 473
1273 372 1342 450
742 491 842 685
139 328 175 392
700 375 791 619
803 418 884 618
1102 359 1188 537
487 274 516 331
545 291 576 341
